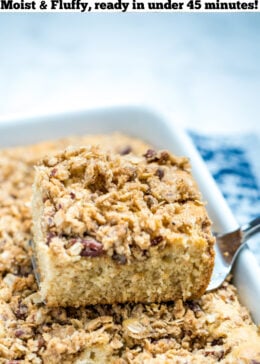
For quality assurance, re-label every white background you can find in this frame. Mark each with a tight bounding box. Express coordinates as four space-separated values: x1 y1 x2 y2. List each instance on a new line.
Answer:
0 13 259 133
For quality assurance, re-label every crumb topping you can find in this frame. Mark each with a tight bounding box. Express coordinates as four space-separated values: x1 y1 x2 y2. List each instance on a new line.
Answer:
35 146 212 261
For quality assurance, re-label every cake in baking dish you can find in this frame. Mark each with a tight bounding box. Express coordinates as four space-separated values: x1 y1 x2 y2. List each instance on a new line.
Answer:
32 144 215 307
0 133 260 363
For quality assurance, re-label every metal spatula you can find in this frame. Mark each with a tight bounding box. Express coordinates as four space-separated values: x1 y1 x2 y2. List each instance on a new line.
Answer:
207 217 260 291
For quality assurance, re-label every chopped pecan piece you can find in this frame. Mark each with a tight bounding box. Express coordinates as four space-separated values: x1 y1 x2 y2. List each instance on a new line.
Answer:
151 236 163 246
38 336 46 349
46 231 57 245
205 349 224 360
158 151 170 164
14 329 25 338
186 301 202 313
143 149 158 162
211 338 224 346
120 145 132 155
50 168 57 177
155 167 164 180
15 302 28 320
70 191 76 199
80 236 104 257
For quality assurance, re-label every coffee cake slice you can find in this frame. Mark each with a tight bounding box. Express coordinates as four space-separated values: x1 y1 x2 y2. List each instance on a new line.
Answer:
32 145 215 307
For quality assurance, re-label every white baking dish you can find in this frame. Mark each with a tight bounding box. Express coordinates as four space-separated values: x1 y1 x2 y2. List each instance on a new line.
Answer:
0 106 259 323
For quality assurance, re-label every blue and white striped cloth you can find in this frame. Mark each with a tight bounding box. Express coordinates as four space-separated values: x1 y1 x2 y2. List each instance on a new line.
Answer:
190 132 260 265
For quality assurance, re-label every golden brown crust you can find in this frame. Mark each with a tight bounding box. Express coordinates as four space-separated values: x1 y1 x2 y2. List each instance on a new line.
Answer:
1 133 259 363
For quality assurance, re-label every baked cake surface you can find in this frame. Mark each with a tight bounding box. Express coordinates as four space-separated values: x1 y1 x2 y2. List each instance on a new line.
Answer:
32 144 214 306
0 133 259 363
